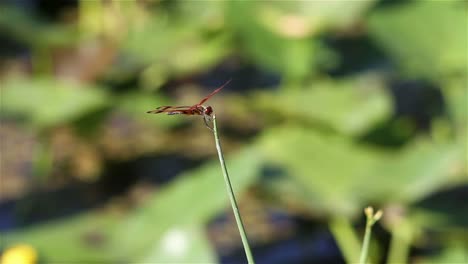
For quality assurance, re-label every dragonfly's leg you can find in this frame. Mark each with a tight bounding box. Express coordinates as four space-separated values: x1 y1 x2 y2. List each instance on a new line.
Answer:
203 115 213 131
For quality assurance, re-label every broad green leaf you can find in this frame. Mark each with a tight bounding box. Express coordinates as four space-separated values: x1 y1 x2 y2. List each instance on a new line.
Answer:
260 125 385 215
111 146 263 261
1 78 109 128
226 1 315 81
255 78 392 136
123 15 231 77
0 6 78 47
260 126 461 215
139 224 216 263
0 212 119 263
257 0 376 33
410 236 467 264
226 1 376 81
368 1 467 78
364 140 462 203
175 0 226 27
0 146 262 262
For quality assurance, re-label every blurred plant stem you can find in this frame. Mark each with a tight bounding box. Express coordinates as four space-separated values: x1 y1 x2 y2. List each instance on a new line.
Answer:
387 217 412 264
359 207 383 264
329 216 361 263
212 115 255 264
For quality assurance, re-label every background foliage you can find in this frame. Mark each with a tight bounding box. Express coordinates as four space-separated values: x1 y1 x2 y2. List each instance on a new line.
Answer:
0 1 466 263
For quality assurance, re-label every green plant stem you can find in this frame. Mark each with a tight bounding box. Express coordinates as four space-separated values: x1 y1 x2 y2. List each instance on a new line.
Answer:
359 207 382 264
212 114 255 264
387 219 412 264
359 219 373 264
329 216 361 263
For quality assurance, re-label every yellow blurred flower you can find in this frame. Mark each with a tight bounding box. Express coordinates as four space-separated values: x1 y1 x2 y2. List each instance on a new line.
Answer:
0 244 37 264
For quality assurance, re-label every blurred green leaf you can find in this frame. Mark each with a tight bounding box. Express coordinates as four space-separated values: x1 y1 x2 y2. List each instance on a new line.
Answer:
139 224 216 263
111 146 263 261
368 1 467 78
257 1 376 32
0 6 78 47
403 221 468 264
410 183 468 229
0 213 119 263
0 146 263 262
175 0 226 24
365 140 461 203
260 126 461 215
1 78 109 128
123 14 231 77
421 242 468 264
255 77 392 136
260 125 385 215
226 1 315 81
226 1 376 82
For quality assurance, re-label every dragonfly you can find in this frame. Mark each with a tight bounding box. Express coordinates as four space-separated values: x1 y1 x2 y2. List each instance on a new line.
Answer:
146 79 231 130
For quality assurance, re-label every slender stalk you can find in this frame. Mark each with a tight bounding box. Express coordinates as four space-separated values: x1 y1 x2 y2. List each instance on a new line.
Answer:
329 216 361 263
359 220 373 264
211 114 255 264
359 207 383 264
387 218 412 264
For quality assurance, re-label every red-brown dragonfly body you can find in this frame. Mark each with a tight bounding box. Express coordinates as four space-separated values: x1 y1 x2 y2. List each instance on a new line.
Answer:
146 80 230 129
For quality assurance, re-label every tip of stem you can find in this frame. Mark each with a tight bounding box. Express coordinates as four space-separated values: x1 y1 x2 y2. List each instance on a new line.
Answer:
364 206 374 218
374 210 383 221
364 206 383 224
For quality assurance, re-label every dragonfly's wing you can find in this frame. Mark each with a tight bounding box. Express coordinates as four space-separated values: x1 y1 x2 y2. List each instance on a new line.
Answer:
146 106 192 114
198 79 231 105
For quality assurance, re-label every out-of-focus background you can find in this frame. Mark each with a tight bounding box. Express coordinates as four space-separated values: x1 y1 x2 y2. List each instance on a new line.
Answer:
0 0 466 263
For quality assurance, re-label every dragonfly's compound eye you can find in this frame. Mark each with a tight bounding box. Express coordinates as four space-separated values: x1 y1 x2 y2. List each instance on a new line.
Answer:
204 106 213 116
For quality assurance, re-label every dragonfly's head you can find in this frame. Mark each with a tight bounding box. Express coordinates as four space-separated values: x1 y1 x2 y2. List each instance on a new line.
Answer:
203 106 213 116
200 105 215 130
